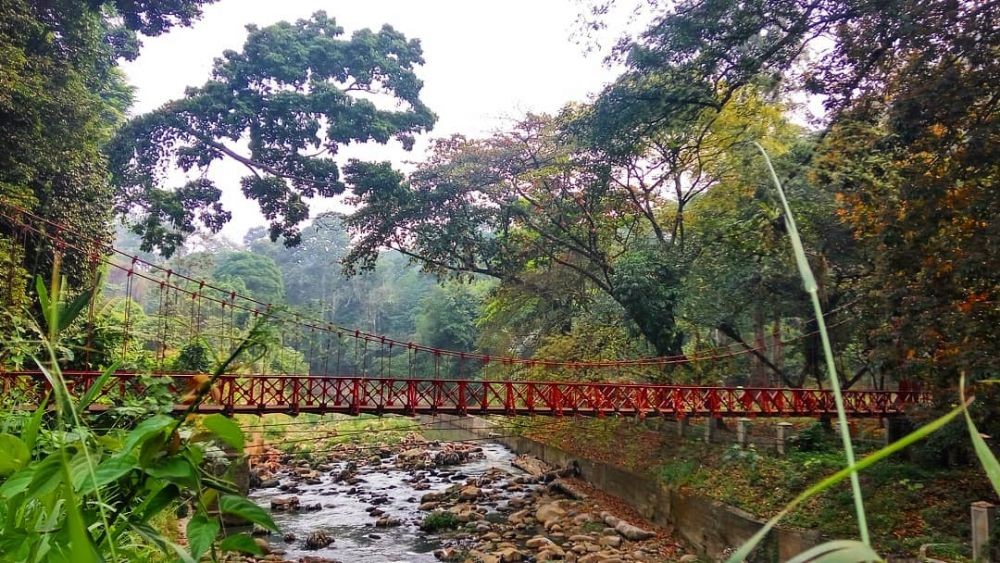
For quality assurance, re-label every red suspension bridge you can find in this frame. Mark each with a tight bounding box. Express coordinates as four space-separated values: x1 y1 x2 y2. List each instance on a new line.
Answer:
2 371 925 417
0 204 929 418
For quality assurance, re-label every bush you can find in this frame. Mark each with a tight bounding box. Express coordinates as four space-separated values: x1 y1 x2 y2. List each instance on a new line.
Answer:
420 511 459 532
795 421 836 452
658 459 703 487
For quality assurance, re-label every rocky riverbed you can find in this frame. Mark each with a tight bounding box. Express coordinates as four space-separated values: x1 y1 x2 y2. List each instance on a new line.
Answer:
237 434 688 562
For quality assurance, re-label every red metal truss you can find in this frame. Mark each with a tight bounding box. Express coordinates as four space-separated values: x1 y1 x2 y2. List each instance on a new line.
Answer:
0 371 927 418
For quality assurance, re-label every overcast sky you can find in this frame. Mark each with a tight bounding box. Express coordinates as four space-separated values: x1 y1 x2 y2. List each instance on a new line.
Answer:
121 0 628 243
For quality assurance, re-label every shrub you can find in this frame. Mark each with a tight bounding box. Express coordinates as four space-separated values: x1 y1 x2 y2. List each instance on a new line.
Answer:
420 511 459 532
795 421 836 453
659 459 703 487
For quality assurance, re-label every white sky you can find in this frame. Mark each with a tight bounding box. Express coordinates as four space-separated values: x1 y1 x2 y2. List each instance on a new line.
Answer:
121 0 626 243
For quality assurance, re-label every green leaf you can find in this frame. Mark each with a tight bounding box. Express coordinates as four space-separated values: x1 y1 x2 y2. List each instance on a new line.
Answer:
63 466 98 563
122 415 175 453
78 454 137 494
145 457 197 485
35 275 51 327
786 540 882 563
961 375 1000 497
0 434 30 475
129 522 196 563
58 289 92 331
202 414 245 450
22 394 49 453
200 473 242 495
0 467 35 498
137 484 179 523
220 495 278 532
77 363 118 411
219 533 263 555
186 513 220 559
27 454 63 497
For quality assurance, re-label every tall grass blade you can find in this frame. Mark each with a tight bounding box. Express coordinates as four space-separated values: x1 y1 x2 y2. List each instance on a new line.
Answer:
22 395 48 453
785 539 882 562
77 362 119 411
961 374 1000 496
754 142 870 546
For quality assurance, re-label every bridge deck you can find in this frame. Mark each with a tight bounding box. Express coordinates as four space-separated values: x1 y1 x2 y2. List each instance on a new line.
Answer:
0 372 925 418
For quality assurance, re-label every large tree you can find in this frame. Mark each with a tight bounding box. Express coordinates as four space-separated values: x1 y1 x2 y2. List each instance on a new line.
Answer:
109 11 436 256
0 0 217 284
344 90 785 358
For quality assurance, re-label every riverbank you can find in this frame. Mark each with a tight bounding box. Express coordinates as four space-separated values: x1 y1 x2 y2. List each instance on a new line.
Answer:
479 415 992 561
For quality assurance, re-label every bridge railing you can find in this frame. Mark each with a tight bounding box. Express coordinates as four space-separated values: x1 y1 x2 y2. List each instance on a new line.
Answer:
0 371 929 417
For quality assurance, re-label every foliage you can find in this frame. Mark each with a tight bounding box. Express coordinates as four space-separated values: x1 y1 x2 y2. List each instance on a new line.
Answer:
0 271 276 560
0 0 217 298
213 252 285 305
172 340 213 373
110 11 436 255
814 54 998 422
658 459 703 488
412 283 486 377
795 422 837 454
420 511 459 532
345 91 787 357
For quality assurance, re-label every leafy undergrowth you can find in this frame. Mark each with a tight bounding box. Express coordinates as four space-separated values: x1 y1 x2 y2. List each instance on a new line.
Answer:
513 416 994 560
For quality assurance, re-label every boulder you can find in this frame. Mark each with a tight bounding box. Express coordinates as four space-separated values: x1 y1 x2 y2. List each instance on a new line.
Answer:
512 455 551 477
375 516 402 527
304 530 334 550
434 547 460 561
615 521 654 541
270 496 300 512
535 502 566 529
459 485 482 500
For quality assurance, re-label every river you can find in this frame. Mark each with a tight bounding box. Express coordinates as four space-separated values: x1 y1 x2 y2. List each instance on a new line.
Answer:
249 442 527 562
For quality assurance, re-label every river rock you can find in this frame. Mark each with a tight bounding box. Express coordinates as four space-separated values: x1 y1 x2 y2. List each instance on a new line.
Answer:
599 534 623 548
526 536 558 550
434 547 460 561
460 485 482 500
615 521 654 541
375 516 402 527
421 491 446 502
398 448 428 466
304 530 334 550
535 501 566 530
494 546 525 562
253 537 271 554
466 550 500 563
512 455 551 477
549 479 588 500
270 496 300 512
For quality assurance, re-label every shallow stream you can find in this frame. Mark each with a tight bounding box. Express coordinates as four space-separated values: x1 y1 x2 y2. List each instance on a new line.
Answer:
249 442 525 562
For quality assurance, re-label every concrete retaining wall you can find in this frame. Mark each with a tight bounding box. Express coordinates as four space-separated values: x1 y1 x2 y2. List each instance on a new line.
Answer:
425 415 820 561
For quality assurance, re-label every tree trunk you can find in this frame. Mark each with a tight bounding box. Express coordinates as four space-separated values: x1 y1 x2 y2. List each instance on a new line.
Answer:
771 318 784 387
751 307 767 386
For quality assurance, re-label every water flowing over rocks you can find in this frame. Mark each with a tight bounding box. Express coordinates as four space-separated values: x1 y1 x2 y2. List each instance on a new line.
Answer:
237 435 681 562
